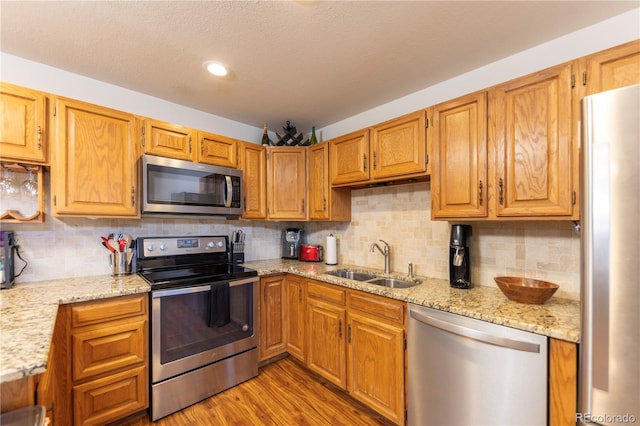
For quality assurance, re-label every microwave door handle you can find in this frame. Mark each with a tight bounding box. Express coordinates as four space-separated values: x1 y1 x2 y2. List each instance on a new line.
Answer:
224 175 233 207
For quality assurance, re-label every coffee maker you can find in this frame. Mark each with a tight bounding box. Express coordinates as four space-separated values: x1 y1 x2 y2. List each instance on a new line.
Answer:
282 228 304 259
449 224 472 289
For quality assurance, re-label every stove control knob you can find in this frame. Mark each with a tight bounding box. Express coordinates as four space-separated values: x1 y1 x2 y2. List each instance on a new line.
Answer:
159 243 168 251
216 241 225 248
206 241 215 249
147 244 155 252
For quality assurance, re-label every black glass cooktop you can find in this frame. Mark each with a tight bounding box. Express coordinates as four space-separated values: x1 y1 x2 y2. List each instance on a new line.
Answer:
139 263 257 289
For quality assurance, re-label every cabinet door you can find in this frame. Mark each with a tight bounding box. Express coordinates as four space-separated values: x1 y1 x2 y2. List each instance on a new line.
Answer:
197 131 237 168
492 63 575 218
285 275 306 362
371 110 427 180
267 147 306 220
0 82 47 163
306 298 347 389
239 142 267 219
330 129 370 186
259 275 287 361
52 97 139 217
431 91 488 219
308 143 330 220
348 313 405 425
586 39 640 95
143 118 194 161
73 365 147 426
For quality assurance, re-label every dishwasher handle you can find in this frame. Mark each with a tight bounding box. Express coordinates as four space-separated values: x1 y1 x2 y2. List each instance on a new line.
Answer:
409 309 540 353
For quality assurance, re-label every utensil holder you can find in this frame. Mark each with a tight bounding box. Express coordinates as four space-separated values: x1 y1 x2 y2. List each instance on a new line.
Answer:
109 251 133 276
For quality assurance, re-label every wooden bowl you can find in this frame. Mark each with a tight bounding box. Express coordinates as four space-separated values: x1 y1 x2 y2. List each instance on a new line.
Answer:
493 276 559 304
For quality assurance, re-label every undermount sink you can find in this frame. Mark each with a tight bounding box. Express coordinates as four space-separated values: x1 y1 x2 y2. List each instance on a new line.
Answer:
325 269 378 281
367 277 421 289
325 269 421 289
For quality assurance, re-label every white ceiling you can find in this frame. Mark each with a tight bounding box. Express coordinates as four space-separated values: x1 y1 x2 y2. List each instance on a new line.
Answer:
1 1 637 134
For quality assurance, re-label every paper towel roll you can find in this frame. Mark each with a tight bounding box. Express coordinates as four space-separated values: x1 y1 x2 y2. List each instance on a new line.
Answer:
325 234 337 265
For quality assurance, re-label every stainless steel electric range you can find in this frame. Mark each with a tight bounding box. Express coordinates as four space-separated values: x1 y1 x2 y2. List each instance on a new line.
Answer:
136 235 259 421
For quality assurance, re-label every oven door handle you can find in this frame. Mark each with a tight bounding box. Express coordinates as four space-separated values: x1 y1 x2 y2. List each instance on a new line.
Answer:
152 277 258 298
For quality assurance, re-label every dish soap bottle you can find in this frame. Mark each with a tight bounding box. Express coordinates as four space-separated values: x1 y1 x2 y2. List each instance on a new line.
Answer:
309 126 318 145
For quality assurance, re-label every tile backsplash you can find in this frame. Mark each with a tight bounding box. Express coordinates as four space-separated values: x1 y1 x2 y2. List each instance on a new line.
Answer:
305 181 580 300
5 181 580 300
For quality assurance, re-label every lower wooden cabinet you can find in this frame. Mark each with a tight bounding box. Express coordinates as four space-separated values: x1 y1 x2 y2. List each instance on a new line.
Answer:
347 290 406 425
285 274 306 362
36 294 149 426
306 280 347 389
549 338 578 426
259 275 288 361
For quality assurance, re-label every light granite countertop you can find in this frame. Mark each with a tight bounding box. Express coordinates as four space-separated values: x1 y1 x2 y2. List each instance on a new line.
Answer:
0 259 580 384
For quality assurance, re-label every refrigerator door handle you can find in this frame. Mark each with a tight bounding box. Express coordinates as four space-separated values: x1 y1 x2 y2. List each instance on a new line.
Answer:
590 142 611 392
409 309 540 353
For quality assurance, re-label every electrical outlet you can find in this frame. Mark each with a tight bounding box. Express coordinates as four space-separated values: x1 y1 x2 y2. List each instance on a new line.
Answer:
333 233 341 242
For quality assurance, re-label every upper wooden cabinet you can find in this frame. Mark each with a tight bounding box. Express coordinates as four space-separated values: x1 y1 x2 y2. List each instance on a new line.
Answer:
330 129 370 186
371 110 428 180
51 97 139 218
239 141 267 220
308 143 351 221
491 62 577 219
197 131 237 168
585 39 640 95
431 91 488 219
267 147 307 220
330 110 429 188
0 82 48 164
142 118 195 161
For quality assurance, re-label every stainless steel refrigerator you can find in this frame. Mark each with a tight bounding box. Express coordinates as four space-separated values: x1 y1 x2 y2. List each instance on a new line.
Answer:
580 84 639 425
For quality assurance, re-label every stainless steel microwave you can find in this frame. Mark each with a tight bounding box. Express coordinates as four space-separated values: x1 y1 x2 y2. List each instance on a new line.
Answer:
141 154 243 216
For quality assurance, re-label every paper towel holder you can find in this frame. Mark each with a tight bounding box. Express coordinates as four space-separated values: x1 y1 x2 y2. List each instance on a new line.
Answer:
325 233 338 265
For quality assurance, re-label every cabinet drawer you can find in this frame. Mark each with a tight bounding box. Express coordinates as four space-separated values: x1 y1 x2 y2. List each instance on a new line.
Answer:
71 295 146 328
72 318 146 381
307 280 346 306
348 291 405 326
73 365 147 426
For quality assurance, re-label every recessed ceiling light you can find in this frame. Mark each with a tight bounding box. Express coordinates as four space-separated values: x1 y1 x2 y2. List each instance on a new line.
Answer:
204 61 228 77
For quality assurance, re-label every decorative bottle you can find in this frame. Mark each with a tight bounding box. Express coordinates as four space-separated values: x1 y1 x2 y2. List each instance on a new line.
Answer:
309 126 318 145
261 124 271 146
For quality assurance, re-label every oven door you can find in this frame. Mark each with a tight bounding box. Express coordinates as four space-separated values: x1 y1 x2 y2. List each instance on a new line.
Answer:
151 276 258 383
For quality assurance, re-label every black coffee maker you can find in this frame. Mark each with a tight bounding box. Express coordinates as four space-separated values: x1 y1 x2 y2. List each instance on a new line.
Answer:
449 224 472 289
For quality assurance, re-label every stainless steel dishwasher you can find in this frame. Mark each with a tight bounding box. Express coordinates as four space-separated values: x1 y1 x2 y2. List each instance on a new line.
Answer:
408 304 548 425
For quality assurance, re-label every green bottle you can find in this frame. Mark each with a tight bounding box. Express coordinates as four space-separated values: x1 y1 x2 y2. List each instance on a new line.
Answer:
309 126 318 145
261 124 271 146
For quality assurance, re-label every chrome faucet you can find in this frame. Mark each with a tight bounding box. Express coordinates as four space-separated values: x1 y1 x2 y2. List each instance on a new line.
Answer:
370 240 391 274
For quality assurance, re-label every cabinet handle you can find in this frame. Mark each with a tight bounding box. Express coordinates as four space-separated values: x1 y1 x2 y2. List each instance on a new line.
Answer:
301 198 305 213
131 187 136 206
338 319 342 338
37 126 42 150
478 180 483 205
188 136 192 154
323 197 327 211
498 178 504 204
348 324 352 343
201 139 204 156
363 154 367 171
298 288 302 303
373 152 377 169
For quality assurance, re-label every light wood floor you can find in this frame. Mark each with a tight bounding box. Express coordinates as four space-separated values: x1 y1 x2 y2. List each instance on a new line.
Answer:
123 356 396 426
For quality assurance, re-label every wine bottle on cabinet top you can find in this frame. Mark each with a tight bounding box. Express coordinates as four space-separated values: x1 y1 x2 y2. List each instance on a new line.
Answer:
309 126 318 145
261 124 271 146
